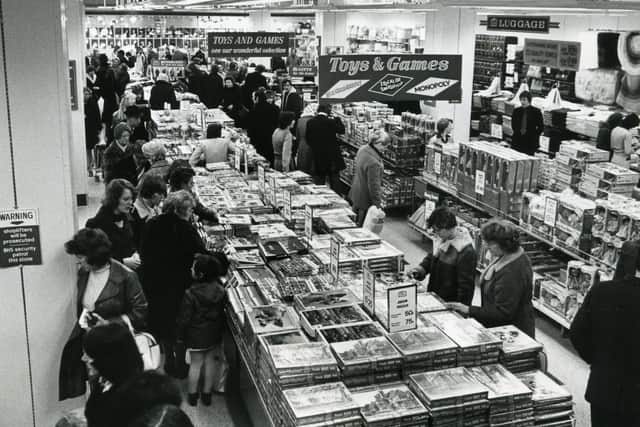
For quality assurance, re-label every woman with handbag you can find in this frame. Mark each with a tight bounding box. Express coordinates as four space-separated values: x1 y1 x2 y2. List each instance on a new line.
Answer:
59 228 148 401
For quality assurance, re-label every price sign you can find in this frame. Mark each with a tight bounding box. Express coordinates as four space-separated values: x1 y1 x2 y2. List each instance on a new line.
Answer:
283 190 292 220
491 123 503 140
258 165 265 193
544 197 558 227
539 135 550 153
475 170 486 196
234 151 241 170
387 284 417 333
271 177 278 207
434 152 442 175
362 263 375 316
329 236 340 282
244 150 249 175
304 205 314 242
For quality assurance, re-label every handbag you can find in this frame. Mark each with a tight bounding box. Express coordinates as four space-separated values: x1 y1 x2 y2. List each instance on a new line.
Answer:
134 332 161 371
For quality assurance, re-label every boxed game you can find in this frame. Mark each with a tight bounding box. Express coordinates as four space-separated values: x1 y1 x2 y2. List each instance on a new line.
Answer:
351 382 429 427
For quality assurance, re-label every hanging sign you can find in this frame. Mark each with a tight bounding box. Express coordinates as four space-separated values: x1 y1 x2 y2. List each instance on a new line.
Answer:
0 209 42 268
544 197 558 227
290 65 318 78
319 54 462 102
304 205 314 242
387 284 417 333
486 16 551 33
283 190 292 220
362 263 375 316
329 236 340 281
475 170 486 196
524 39 581 71
208 32 291 57
258 165 266 193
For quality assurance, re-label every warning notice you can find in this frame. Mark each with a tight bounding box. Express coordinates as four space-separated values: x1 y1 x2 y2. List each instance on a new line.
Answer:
0 209 42 268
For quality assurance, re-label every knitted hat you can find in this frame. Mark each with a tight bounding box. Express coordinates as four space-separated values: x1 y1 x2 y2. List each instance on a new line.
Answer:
113 123 130 141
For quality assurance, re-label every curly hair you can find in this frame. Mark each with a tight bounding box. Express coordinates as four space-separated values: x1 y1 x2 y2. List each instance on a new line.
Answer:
65 228 112 268
163 190 195 217
481 219 520 253
427 207 457 231
103 179 136 211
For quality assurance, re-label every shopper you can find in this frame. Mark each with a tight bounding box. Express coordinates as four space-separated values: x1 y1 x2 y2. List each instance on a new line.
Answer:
203 64 223 109
447 219 535 337
185 62 205 102
226 61 240 83
150 73 179 110
132 174 166 248
220 76 245 125
306 104 346 190
349 130 390 226
132 107 158 143
272 111 295 172
115 63 131 99
511 91 544 156
295 104 316 175
59 228 147 400
139 141 170 183
189 123 233 167
429 118 453 146
596 111 624 156
86 66 97 94
111 94 138 136
247 89 280 164
570 240 640 427
281 79 303 119
610 112 640 167
140 190 209 377
84 86 102 177
86 179 139 267
271 56 286 72
242 64 267 109
95 54 118 141
177 253 229 406
168 165 218 224
103 123 138 185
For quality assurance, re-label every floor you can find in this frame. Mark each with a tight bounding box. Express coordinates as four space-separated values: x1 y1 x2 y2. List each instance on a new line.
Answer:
77 182 590 427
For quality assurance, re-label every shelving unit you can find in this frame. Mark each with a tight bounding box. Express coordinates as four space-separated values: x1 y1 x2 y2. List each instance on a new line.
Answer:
85 26 210 51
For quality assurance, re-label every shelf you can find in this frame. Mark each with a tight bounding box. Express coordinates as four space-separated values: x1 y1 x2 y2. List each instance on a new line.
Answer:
347 37 409 45
338 136 421 174
532 299 571 329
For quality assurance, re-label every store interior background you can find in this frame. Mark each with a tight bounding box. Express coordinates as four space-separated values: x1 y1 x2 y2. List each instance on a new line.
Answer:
3 0 640 425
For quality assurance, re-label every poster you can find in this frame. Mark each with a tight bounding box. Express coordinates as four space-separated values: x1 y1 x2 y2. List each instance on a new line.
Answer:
524 39 581 71
0 209 42 268
387 284 417 333
289 35 320 77
147 60 187 81
208 32 290 57
319 54 462 102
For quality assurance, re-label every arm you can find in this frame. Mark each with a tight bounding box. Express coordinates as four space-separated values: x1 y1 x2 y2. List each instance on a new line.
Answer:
569 287 594 364
366 162 383 208
189 145 204 167
117 270 148 331
194 199 219 224
468 267 525 327
456 246 477 305
282 133 293 172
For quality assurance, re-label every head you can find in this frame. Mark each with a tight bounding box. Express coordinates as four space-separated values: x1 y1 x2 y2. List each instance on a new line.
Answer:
282 79 292 92
138 175 167 207
163 190 195 220
104 178 136 215
141 141 166 163
168 167 195 192
122 93 138 110
83 86 94 103
255 64 265 74
278 111 295 130
117 50 126 59
481 219 520 258
87 66 96 77
436 118 453 138
317 104 331 115
519 91 532 107
206 123 222 139
127 405 194 427
191 253 229 282
254 88 267 105
265 90 275 104
427 207 458 241
223 76 235 89
228 62 238 71
615 242 640 280
113 123 131 146
622 113 640 130
606 112 624 129
82 323 143 386
64 228 112 270
115 372 183 426
131 85 145 102
125 105 142 128
164 159 191 183
210 64 220 75
98 54 109 67
369 129 391 151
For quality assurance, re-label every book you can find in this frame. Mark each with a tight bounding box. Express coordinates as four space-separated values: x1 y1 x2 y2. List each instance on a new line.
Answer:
294 289 360 311
330 336 402 374
282 382 360 425
351 382 429 426
409 367 489 408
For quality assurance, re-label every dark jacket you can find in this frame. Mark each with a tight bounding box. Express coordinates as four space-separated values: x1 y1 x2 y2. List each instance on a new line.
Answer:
242 71 268 108
296 115 314 174
177 280 227 349
248 101 280 163
84 95 102 150
95 66 118 124
59 260 147 400
511 106 544 155
306 114 346 176
221 84 244 123
469 248 535 337
203 72 223 108
349 145 384 212
103 142 138 185
596 125 612 155
140 213 208 340
282 89 303 119
114 69 130 98
86 207 136 262
570 278 640 415
187 69 206 102
149 81 179 110
419 227 477 305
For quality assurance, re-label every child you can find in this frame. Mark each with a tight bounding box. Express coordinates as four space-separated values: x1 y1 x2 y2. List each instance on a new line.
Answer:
177 253 229 406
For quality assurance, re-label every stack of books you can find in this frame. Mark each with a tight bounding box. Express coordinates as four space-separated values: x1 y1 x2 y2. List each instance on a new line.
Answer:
489 325 543 373
387 326 458 375
280 382 361 426
351 382 429 427
516 370 574 427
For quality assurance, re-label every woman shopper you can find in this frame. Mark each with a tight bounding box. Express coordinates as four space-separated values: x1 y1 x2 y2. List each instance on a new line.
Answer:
272 111 295 172
220 76 244 125
149 73 179 110
139 141 170 183
348 130 390 226
84 86 102 177
610 112 640 167
132 174 166 248
448 219 535 337
114 63 131 99
203 64 223 109
95 54 118 141
296 104 316 175
59 228 147 400
86 179 139 268
140 190 209 377
429 118 453 146
189 123 233 167
247 89 280 164
177 253 229 406
103 122 138 185
168 165 218 224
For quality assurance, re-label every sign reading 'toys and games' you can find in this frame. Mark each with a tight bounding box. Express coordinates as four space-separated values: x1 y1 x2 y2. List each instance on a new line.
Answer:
319 54 462 102
208 32 290 57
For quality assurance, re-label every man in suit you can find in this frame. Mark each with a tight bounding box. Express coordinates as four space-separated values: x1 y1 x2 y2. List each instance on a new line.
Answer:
511 91 544 155
281 79 303 119
570 240 640 427
306 104 346 191
243 64 268 109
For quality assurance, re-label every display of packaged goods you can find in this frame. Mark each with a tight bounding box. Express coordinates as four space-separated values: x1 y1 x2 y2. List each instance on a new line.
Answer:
516 370 574 426
333 228 382 247
294 289 360 311
417 292 448 313
318 322 386 344
300 305 372 337
469 364 533 408
488 325 543 373
229 249 264 267
244 305 299 339
330 336 402 377
281 382 361 426
387 326 458 372
351 382 429 427
267 342 340 377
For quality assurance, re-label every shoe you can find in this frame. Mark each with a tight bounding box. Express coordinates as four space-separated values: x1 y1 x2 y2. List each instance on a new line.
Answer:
187 393 199 406
201 393 212 406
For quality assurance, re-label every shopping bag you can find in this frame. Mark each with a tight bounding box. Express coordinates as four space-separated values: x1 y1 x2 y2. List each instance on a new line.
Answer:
363 206 385 235
134 332 161 371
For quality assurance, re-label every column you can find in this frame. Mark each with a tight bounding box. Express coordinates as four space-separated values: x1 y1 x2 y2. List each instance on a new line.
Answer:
0 0 80 426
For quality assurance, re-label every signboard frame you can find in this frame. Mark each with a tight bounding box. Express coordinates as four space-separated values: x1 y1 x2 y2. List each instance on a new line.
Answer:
0 209 42 268
386 284 417 333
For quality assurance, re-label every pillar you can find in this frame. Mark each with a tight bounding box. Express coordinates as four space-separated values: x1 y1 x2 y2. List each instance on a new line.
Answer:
0 0 80 425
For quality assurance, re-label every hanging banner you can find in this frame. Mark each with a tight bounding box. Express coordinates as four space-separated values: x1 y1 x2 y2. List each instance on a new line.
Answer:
524 39 581 71
0 209 42 268
319 54 462 102
486 16 551 33
208 32 290 57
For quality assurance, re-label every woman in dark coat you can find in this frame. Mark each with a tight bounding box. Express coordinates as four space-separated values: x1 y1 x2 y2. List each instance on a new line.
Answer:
220 76 244 125
59 228 147 400
95 54 118 140
247 89 280 164
203 64 223 108
114 63 131 99
140 190 209 376
149 74 179 110
448 219 535 338
84 87 102 176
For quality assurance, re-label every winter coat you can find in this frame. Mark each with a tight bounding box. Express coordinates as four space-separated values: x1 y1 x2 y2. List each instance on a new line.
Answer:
140 213 208 340
59 260 147 400
84 95 102 150
511 106 544 155
349 144 384 213
272 128 293 172
203 72 223 108
282 89 303 119
242 71 268 108
102 142 138 185
570 276 640 415
149 81 179 110
419 227 477 305
177 280 227 349
95 66 118 124
295 116 314 174
306 114 346 176
187 69 206 102
86 206 136 262
469 248 535 337
248 101 280 163
221 85 244 122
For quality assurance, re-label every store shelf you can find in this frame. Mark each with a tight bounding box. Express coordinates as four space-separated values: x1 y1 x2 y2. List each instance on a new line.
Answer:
532 299 571 330
347 37 409 45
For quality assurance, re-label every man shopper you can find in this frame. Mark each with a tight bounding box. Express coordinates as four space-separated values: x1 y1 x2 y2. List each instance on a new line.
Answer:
511 91 544 155
306 104 346 191
242 64 268 109
409 207 477 305
281 79 303 119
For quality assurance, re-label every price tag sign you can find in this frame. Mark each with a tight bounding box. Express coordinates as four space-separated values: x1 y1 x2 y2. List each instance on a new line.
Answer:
234 151 241 170
434 152 442 175
544 197 558 227
258 165 265 193
491 123 503 140
362 263 375 316
329 236 340 282
387 284 417 333
244 150 249 175
283 190 292 220
304 205 313 242
270 177 278 207
539 135 550 153
475 170 486 196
